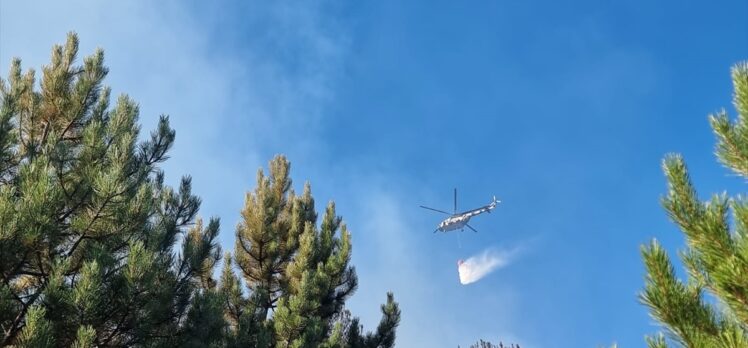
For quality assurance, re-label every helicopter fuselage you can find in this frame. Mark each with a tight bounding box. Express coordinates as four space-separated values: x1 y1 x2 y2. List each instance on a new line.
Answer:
438 215 472 232
436 200 497 233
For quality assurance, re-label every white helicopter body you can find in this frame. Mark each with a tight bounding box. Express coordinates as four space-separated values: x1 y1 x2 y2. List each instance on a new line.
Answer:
421 189 500 233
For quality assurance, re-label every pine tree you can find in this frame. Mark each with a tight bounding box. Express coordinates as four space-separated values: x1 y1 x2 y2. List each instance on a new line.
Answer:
640 62 748 347
0 33 224 346
228 155 401 347
1 32 400 347
464 340 520 348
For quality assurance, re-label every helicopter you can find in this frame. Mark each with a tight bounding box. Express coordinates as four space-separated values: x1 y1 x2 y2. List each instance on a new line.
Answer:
420 188 500 233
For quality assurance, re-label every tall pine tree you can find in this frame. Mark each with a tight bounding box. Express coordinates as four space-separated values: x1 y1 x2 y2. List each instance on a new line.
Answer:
641 62 748 347
0 33 224 346
1 33 400 347
228 155 401 347
464 340 520 348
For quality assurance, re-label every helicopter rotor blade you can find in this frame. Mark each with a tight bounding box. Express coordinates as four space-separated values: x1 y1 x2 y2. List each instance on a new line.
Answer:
420 206 451 215
466 224 478 233
454 188 457 214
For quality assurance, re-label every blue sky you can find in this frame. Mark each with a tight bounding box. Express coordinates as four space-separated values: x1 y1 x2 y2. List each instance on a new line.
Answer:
2 1 748 346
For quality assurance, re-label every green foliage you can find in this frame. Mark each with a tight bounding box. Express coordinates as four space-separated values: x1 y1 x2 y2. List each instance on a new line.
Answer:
71 326 96 348
641 62 748 347
463 340 520 348
16 306 54 348
1 33 399 347
230 155 400 347
180 290 227 348
0 33 223 346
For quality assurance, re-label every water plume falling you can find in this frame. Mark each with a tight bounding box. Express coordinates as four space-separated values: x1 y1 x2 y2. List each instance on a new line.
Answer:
457 247 516 285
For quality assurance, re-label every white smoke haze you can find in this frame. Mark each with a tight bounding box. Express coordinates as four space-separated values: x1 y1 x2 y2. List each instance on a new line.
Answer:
458 247 518 285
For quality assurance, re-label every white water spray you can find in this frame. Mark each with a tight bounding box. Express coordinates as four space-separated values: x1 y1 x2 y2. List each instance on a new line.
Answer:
457 247 517 285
